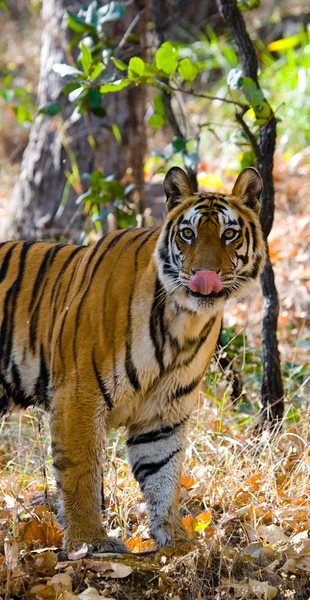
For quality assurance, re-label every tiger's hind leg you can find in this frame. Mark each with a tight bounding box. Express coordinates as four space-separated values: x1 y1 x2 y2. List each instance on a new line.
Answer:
126 420 189 548
50 386 129 554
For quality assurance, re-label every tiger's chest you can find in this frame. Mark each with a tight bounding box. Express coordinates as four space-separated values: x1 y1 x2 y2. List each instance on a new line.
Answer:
105 308 222 430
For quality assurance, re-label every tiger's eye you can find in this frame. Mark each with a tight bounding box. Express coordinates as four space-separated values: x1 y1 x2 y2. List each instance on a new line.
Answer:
223 228 238 241
181 227 195 242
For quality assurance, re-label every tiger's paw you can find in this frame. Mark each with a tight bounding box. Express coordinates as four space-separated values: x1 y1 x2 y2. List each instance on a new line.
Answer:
151 517 190 548
89 538 131 555
65 539 131 559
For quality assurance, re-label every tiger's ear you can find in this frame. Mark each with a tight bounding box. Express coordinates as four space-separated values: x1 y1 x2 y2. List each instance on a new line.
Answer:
232 167 263 214
164 167 194 212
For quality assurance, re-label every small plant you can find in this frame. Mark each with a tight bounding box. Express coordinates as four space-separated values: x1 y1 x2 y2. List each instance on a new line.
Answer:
0 74 35 126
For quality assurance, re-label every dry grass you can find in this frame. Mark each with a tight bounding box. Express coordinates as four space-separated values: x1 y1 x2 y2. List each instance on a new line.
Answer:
0 356 309 599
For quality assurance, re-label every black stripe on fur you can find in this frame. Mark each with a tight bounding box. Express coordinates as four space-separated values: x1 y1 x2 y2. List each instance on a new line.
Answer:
127 416 189 446
132 448 181 485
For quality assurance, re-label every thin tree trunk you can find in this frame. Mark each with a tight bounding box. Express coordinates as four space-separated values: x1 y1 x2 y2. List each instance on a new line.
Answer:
6 0 146 241
216 0 284 424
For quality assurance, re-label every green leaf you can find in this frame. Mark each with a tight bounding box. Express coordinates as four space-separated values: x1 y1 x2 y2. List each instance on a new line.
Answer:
222 46 238 67
128 56 145 80
3 74 11 87
90 106 107 117
155 42 178 76
40 101 62 116
239 150 255 169
15 104 33 125
143 64 163 78
67 10 95 34
112 122 122 142
148 114 166 129
81 43 92 76
153 94 166 117
0 1 8 9
242 77 271 123
172 137 186 153
178 58 198 82
89 88 102 109
114 205 137 228
90 169 104 186
111 57 128 71
89 62 104 81
104 180 125 198
253 100 271 118
242 77 265 105
62 81 81 95
53 63 83 78
100 79 131 92
237 0 260 11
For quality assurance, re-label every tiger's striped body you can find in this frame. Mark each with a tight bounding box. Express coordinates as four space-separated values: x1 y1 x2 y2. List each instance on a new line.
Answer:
0 167 265 552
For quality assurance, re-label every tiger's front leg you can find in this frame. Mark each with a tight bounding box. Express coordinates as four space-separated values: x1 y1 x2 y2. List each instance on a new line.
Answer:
50 387 128 554
126 420 189 547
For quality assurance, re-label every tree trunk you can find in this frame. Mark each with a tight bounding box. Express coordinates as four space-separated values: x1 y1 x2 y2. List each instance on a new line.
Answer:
216 0 284 425
6 0 147 241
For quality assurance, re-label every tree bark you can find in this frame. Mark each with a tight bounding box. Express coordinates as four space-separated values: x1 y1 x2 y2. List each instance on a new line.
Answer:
6 0 147 241
216 0 284 424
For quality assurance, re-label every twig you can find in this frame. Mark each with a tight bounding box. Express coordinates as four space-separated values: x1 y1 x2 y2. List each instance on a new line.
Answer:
235 111 261 158
170 84 249 109
115 9 145 54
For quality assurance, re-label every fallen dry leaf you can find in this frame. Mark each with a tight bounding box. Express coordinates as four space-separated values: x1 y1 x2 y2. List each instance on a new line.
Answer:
102 562 133 578
79 588 116 600
28 583 57 600
193 511 212 531
240 542 274 565
257 524 289 546
126 535 155 553
180 475 196 489
221 577 277 600
182 514 195 537
248 578 277 599
294 554 310 574
61 593 77 600
33 551 58 575
48 573 73 593
76 560 132 579
21 516 63 548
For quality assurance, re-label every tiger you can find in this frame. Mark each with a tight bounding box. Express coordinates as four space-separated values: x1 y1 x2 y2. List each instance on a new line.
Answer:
0 166 266 554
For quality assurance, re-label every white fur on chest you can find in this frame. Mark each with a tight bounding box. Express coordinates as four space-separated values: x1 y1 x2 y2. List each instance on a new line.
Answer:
107 307 221 430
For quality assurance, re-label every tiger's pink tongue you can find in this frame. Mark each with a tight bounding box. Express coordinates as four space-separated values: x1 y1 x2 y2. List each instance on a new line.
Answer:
189 270 223 295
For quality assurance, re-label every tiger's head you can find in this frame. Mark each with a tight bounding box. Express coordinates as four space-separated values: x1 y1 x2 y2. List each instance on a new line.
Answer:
155 166 266 313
